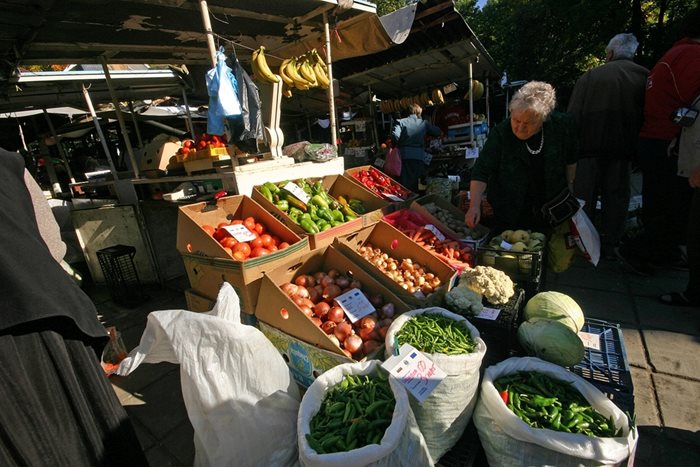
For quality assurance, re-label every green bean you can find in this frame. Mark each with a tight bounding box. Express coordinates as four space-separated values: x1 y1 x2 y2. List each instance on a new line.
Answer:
395 313 477 355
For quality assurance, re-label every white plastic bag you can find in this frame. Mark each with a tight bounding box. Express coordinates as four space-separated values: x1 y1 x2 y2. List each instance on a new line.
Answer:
474 357 637 467
117 283 301 467
298 360 432 467
384 307 487 462
570 204 600 266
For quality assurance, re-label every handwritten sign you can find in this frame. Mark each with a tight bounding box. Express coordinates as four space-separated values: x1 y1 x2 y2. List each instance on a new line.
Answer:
283 182 310 204
500 240 513 251
222 224 256 242
382 192 405 202
382 344 446 403
335 288 375 323
425 224 446 242
578 331 601 351
476 307 501 321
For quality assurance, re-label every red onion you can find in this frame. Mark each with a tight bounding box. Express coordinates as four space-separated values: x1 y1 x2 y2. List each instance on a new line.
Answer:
335 276 350 289
323 284 342 302
378 326 389 339
344 335 363 354
334 322 352 342
307 286 321 303
349 280 362 290
320 275 336 288
313 271 327 283
327 269 340 278
280 282 299 297
369 294 384 307
327 306 345 323
381 302 395 318
363 340 382 356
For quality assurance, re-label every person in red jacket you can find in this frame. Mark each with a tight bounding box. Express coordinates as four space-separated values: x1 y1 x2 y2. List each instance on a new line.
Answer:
616 8 700 278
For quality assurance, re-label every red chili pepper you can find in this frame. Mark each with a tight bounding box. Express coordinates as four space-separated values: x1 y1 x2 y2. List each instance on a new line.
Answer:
500 390 509 405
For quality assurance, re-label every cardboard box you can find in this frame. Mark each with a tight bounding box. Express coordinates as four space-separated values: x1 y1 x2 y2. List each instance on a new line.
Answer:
255 245 411 359
139 136 182 176
251 175 381 249
334 221 457 308
411 194 490 246
343 165 417 209
176 195 310 313
184 288 215 313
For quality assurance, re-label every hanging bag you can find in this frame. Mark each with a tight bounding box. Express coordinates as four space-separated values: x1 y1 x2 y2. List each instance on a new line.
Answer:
541 187 580 226
206 47 242 135
384 147 402 178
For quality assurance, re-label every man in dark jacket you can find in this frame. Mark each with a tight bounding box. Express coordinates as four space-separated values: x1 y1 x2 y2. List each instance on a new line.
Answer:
567 33 649 258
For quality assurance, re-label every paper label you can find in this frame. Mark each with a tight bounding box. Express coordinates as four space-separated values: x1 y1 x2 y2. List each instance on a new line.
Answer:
383 192 405 202
335 288 376 323
374 158 385 168
578 331 601 351
222 224 256 242
283 182 310 204
425 224 446 242
500 240 513 250
476 307 501 320
465 147 479 159
382 344 447 403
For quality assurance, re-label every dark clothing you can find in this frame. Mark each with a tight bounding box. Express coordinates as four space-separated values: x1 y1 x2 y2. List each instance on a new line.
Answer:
392 114 442 191
400 158 427 193
568 57 648 160
470 111 578 230
0 149 147 465
686 187 700 302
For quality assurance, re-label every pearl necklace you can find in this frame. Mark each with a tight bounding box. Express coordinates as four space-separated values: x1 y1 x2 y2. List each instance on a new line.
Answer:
525 127 544 155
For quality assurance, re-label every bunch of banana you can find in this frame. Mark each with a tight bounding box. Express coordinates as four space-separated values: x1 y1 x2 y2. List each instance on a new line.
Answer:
278 49 330 95
251 46 280 84
432 88 445 104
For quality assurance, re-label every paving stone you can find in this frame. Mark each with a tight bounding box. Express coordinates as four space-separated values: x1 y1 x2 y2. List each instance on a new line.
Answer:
629 367 659 427
555 264 628 293
160 420 195 466
129 417 156 451
635 296 700 335
551 285 636 324
634 426 700 467
627 270 689 298
144 444 186 467
619 326 648 369
652 373 700 445
643 329 700 379
111 362 180 395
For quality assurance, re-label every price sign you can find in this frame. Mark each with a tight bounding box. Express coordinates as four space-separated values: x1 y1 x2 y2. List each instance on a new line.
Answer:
335 288 376 323
222 224 256 242
424 224 446 241
374 158 385 168
465 147 479 159
382 192 405 202
476 307 501 321
578 331 601 351
500 240 513 251
382 344 447 403
283 182 311 204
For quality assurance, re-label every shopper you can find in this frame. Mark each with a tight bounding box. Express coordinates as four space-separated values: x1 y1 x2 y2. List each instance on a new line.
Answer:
466 81 578 233
0 148 148 466
616 8 700 275
391 103 442 192
567 33 649 258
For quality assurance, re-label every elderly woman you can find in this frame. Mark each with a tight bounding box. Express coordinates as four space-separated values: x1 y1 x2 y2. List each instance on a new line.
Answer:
466 81 578 232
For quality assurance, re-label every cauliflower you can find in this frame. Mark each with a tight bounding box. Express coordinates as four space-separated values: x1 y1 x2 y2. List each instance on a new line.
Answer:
460 266 515 306
445 286 484 317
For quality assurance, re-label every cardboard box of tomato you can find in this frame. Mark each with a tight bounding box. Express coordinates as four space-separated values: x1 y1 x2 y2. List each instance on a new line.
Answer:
343 165 417 209
176 195 310 313
334 220 457 308
251 175 387 249
255 245 411 386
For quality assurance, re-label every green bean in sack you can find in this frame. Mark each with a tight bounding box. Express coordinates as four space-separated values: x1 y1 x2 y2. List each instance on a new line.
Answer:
474 357 637 466
384 307 487 463
298 360 432 467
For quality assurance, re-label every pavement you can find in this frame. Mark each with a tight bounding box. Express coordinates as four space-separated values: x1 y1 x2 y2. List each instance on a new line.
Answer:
88 252 700 466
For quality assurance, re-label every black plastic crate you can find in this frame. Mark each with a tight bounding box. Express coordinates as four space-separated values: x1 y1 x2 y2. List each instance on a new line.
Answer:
470 288 525 366
96 244 147 308
571 318 634 415
477 245 544 283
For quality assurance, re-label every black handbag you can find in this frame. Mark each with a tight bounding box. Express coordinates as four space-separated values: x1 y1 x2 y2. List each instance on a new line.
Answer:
541 188 580 226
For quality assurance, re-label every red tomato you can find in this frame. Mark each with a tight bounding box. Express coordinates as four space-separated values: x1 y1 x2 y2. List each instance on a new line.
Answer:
250 247 271 258
268 244 278 252
213 228 229 242
259 234 273 248
232 251 247 261
250 237 264 249
222 247 233 257
254 223 265 235
201 224 216 236
233 242 251 258
180 147 190 155
220 237 238 249
230 219 244 225
183 140 194 148
270 235 281 246
243 217 256 231
278 241 290 249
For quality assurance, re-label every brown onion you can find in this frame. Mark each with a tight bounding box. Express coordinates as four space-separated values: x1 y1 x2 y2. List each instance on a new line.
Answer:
295 285 310 299
307 286 321 303
327 269 340 278
294 275 314 287
344 335 363 354
299 305 314 318
349 280 362 290
313 271 327 283
363 340 382 356
320 320 336 334
313 301 330 319
294 296 315 310
358 315 377 331
320 274 336 288
310 317 322 327
323 284 342 302
334 322 352 342
327 306 345 323
342 349 353 359
280 282 299 297
358 326 379 341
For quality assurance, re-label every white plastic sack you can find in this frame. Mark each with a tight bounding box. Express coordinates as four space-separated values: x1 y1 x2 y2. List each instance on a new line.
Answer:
474 357 637 467
298 360 432 467
117 283 301 467
570 202 601 266
384 307 487 462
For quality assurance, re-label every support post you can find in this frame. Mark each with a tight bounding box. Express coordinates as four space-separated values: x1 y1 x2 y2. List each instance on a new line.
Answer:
81 83 118 178
42 109 75 184
323 12 337 147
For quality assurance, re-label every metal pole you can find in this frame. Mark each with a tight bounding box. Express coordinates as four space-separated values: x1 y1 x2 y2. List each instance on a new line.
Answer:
42 109 76 184
81 83 118 177
99 57 140 178
485 77 491 126
468 61 474 147
127 101 144 149
199 0 218 67
181 87 196 139
323 12 337 147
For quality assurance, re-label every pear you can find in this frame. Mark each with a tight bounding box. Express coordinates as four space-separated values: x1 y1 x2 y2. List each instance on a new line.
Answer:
501 230 514 242
511 229 530 243
510 241 527 252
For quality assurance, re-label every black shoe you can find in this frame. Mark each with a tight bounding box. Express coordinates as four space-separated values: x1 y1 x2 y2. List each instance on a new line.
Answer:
659 292 699 307
614 247 654 276
651 256 689 272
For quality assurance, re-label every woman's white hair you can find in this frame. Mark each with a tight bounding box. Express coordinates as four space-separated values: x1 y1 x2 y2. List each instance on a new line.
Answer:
509 81 557 121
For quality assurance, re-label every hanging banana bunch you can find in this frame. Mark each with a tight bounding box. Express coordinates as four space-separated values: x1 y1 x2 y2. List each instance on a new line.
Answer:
251 46 281 84
275 49 330 97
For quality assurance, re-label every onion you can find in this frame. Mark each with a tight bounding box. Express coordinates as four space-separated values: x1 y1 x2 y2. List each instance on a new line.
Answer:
294 296 315 309
295 285 310 299
320 320 336 334
323 284 342 302
363 340 382 356
369 294 384 307
334 322 353 342
378 326 389 339
349 280 362 290
299 305 314 318
313 271 327 283
335 276 350 289
381 303 395 318
379 317 393 328
294 275 314 287
314 284 324 296
320 274 336 288
327 334 340 347
344 335 363 354
310 317 322 327
327 269 340 278
313 301 330 319
358 315 377 331
307 286 321 303
358 326 378 341
327 306 345 323
280 282 299 297
342 349 353 359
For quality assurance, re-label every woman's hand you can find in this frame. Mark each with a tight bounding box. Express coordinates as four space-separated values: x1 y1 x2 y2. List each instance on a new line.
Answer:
466 204 481 229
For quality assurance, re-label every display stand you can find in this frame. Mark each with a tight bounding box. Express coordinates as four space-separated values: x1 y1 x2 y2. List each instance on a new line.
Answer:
256 77 285 159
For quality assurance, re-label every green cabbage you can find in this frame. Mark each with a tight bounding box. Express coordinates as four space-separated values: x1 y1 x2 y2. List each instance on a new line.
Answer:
523 291 584 333
517 318 585 367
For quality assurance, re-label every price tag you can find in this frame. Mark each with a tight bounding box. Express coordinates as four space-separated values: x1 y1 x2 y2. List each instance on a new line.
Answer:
578 331 601 351
425 224 446 242
382 192 405 202
382 344 447 403
374 158 385 168
335 288 376 323
500 240 513 250
476 307 501 320
283 182 311 205
465 147 479 159
222 224 256 242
